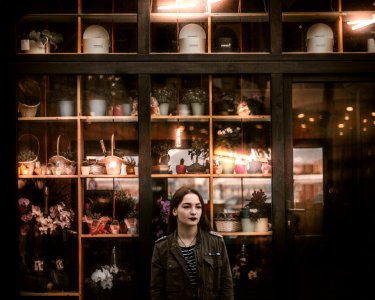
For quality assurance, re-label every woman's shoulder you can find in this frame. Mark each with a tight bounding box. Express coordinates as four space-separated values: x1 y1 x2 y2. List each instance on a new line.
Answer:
154 235 168 244
208 230 223 239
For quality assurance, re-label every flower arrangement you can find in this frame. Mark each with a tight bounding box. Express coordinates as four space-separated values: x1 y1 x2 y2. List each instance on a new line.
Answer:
18 197 75 235
115 187 138 219
215 125 241 153
152 86 176 103
91 263 119 290
181 87 208 104
152 194 171 238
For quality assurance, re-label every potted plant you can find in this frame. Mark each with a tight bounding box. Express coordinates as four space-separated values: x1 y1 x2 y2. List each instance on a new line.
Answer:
81 160 90 175
151 141 172 166
152 87 176 116
84 75 111 116
115 188 138 233
176 158 186 174
186 138 209 174
17 78 42 117
181 87 208 115
124 157 137 175
24 29 63 53
244 189 270 232
18 149 38 175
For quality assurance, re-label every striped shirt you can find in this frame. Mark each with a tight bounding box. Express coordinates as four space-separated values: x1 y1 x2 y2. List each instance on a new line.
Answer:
180 245 198 298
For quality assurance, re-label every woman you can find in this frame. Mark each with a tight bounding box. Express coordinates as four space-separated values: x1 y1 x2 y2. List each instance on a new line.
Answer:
150 186 234 300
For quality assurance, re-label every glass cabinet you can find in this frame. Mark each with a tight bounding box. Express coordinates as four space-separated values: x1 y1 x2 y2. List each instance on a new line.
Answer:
11 1 374 300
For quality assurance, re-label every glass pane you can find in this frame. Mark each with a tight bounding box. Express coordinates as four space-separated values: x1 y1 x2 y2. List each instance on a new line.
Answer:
291 81 375 298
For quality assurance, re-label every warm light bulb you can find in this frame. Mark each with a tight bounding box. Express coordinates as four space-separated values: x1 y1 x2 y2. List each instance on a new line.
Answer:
175 127 181 147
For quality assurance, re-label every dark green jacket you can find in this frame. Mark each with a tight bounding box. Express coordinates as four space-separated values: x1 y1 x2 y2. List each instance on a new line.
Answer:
150 230 234 300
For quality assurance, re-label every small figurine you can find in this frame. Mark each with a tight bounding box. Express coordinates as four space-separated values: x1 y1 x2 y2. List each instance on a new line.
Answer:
131 97 138 116
150 96 160 116
237 100 251 116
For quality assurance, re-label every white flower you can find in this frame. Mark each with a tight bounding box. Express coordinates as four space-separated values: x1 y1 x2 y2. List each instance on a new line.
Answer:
91 264 118 290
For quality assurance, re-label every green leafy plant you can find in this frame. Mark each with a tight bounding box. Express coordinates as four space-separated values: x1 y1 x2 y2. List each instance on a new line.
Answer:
152 87 176 104
188 138 209 164
181 88 208 104
115 188 138 218
16 78 42 105
124 157 136 167
82 160 90 166
18 149 37 162
244 189 270 221
28 29 63 51
152 141 172 158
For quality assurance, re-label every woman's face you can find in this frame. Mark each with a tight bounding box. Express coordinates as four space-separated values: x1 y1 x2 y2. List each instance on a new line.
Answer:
173 193 202 228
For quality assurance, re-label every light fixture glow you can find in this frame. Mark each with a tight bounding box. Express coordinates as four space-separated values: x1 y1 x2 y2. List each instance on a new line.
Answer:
175 126 181 148
157 0 221 11
158 0 196 11
348 14 375 30
308 117 315 122
346 106 354 112
297 113 305 119
338 123 344 128
345 115 350 121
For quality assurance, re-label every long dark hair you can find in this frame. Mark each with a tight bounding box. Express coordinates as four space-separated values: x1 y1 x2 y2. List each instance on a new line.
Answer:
166 186 210 234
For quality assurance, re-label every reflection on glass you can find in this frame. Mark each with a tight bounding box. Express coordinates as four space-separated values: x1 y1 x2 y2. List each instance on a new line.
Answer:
291 81 375 298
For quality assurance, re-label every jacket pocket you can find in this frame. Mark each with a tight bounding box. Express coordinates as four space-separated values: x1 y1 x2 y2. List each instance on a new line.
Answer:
202 255 223 291
166 260 185 292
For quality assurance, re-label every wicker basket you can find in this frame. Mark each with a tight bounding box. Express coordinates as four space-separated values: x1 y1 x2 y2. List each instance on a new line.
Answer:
215 220 241 232
18 134 39 175
18 101 40 117
48 135 76 175
215 212 241 232
100 134 125 175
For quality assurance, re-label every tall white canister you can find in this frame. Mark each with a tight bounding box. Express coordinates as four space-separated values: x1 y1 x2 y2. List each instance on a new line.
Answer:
179 24 206 53
83 25 110 53
306 23 334 53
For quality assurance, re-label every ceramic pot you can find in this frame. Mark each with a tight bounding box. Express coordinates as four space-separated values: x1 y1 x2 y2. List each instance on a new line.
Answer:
81 166 90 175
176 164 187 174
58 100 74 116
191 102 205 115
88 99 106 116
159 103 170 116
254 218 269 232
220 158 235 174
248 161 263 174
122 103 132 116
234 164 247 174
